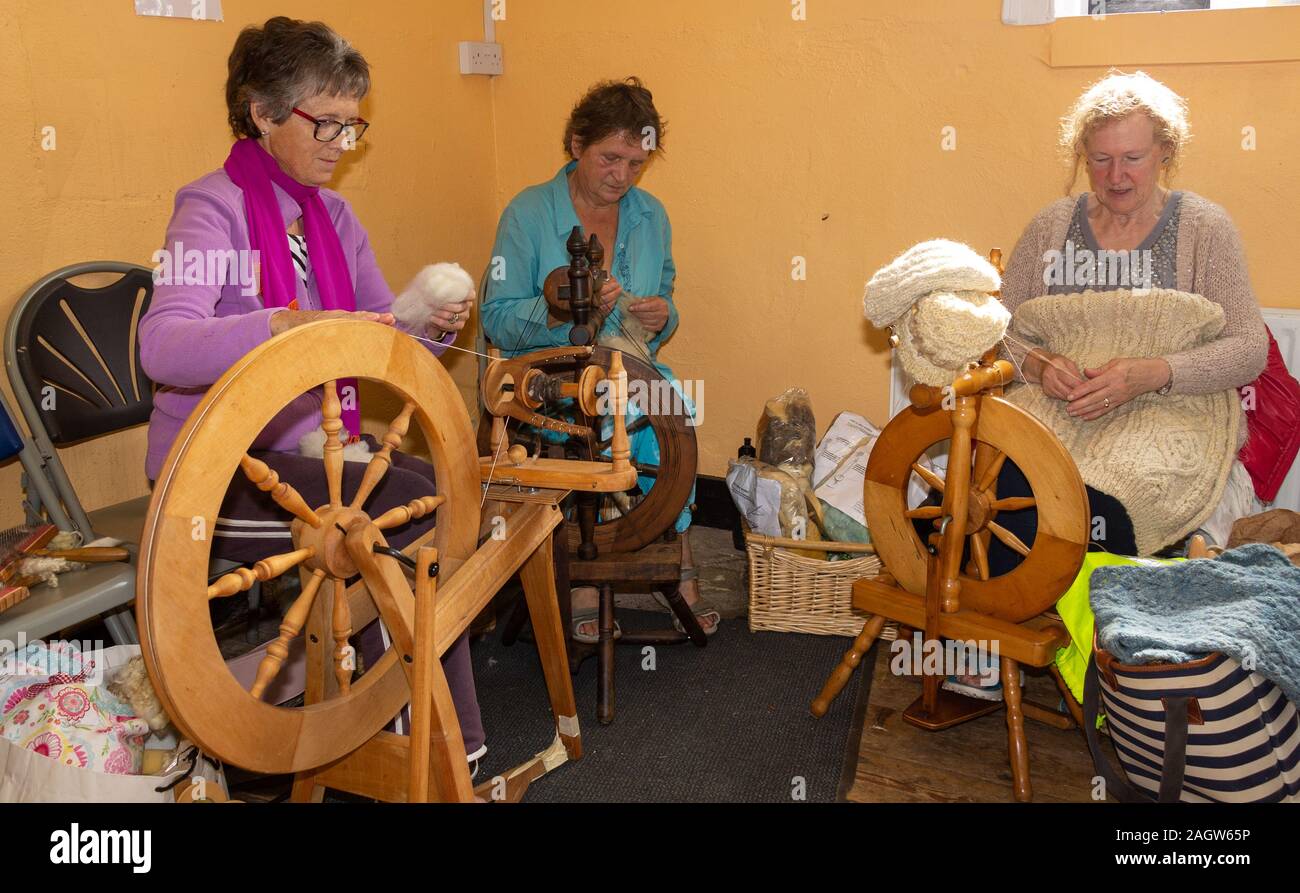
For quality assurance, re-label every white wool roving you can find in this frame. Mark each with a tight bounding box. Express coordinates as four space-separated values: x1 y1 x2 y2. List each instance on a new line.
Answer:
863 239 1001 328
299 427 373 463
392 262 475 331
911 289 1011 370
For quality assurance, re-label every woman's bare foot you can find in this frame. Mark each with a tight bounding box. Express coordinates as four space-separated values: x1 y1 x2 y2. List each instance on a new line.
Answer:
570 585 602 640
675 574 718 634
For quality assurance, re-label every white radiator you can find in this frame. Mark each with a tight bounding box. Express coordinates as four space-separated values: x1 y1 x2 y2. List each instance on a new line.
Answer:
888 306 1300 511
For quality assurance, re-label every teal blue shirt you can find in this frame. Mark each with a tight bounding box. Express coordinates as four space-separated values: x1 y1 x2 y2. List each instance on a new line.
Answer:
482 161 678 378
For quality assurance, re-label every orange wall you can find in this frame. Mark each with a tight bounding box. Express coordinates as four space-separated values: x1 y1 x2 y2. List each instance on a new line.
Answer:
0 0 498 528
4 0 1299 529
489 0 1300 479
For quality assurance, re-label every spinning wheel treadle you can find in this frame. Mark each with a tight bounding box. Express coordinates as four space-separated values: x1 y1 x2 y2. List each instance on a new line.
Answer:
138 319 581 801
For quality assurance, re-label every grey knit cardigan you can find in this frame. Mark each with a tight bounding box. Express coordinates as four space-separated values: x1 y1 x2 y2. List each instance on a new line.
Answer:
1000 191 1270 395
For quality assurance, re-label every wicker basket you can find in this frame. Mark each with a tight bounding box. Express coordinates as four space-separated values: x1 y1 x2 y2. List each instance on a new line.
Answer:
745 533 896 638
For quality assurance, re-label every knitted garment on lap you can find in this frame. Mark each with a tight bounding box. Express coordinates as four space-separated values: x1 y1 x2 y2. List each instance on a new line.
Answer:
1004 288 1241 556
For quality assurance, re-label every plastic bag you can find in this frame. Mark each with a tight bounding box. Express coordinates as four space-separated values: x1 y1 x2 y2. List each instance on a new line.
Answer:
757 387 817 480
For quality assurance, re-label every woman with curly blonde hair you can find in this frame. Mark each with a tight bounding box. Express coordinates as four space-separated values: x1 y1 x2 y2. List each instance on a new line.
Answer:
948 71 1270 701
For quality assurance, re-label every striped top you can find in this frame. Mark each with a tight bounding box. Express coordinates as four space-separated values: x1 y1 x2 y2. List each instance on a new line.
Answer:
287 233 309 287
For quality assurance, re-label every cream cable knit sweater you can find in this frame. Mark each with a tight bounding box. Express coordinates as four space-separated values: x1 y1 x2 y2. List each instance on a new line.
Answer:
1006 289 1240 556
1000 191 1269 394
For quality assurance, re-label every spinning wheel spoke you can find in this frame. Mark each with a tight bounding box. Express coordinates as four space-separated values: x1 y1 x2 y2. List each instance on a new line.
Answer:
976 449 1008 493
250 568 327 699
911 462 945 494
207 547 315 600
633 462 659 478
350 402 416 510
988 521 1031 557
597 415 651 449
372 495 445 531
332 576 354 696
905 505 943 520
970 533 990 581
991 496 1036 512
321 380 345 508
241 455 323 528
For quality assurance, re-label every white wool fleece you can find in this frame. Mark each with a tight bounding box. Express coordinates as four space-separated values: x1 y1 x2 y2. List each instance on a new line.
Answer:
299 427 374 463
392 262 475 331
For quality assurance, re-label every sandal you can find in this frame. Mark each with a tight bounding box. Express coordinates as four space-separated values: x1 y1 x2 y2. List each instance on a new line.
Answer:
940 668 1025 702
652 588 720 637
570 606 622 645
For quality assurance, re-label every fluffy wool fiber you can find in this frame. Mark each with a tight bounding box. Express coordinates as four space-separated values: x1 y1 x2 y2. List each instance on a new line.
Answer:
894 289 1012 386
863 239 1001 328
1005 288 1241 556
391 262 475 331
299 427 373 463
107 656 172 733
598 293 655 360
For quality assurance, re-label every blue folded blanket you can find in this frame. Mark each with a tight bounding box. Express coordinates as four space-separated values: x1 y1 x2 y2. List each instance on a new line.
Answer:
1091 543 1300 706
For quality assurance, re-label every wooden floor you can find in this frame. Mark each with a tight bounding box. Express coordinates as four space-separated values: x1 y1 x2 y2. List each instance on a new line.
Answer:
843 649 1102 803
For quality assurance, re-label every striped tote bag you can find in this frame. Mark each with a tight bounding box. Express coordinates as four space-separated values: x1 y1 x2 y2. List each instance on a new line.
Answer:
1083 647 1300 803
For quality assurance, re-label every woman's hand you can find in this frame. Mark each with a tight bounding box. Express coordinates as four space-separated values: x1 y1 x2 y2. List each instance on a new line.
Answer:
426 287 476 339
1065 357 1172 420
598 276 623 314
627 296 669 333
1026 349 1086 401
269 309 394 337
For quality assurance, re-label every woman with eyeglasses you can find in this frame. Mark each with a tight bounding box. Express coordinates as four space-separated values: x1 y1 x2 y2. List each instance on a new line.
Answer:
138 17 486 769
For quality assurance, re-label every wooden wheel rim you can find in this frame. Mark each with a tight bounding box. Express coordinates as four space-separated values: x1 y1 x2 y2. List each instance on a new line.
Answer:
565 347 696 552
136 320 479 774
864 396 1089 623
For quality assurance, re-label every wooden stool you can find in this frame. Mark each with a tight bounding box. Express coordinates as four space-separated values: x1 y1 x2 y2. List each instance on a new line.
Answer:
503 531 707 725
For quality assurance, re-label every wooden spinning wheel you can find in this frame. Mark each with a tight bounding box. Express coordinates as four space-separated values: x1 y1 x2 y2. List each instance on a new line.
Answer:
812 356 1092 802
138 319 599 802
866 375 1089 624
480 225 696 555
482 345 696 554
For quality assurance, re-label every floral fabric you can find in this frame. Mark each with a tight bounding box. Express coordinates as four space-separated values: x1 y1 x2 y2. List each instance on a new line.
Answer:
0 641 148 775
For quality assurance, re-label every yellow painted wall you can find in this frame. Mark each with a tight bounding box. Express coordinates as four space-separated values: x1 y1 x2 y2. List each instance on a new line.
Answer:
0 0 497 528
488 0 1300 479
4 0 1299 529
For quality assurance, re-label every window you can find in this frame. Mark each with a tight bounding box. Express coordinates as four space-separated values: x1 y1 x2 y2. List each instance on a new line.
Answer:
1054 0 1298 16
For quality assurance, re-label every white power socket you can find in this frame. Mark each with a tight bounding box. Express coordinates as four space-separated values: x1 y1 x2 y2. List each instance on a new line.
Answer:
458 41 503 76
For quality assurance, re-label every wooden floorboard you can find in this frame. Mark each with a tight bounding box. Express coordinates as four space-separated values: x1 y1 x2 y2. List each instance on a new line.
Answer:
844 648 1104 803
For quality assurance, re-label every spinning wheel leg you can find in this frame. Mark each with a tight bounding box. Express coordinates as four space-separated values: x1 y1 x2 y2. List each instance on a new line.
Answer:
597 583 616 725
1002 656 1032 803
519 535 583 759
811 614 886 717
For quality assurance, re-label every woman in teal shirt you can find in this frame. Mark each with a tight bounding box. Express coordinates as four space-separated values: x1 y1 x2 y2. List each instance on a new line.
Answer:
481 78 716 641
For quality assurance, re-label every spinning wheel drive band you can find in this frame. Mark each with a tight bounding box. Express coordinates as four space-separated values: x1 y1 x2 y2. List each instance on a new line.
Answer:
864 396 1089 624
487 346 696 554
137 320 479 775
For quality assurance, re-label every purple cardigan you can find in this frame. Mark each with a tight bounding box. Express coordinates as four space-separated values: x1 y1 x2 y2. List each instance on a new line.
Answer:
140 169 450 479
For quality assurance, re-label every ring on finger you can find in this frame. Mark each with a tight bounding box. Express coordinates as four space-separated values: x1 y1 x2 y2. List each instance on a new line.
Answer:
1103 397 1111 408
451 311 460 323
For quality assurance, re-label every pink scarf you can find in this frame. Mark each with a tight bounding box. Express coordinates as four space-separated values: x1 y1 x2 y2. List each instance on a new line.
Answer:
224 138 360 438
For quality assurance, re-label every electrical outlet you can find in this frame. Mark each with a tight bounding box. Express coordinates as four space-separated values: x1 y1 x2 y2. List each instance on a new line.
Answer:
458 41 503 76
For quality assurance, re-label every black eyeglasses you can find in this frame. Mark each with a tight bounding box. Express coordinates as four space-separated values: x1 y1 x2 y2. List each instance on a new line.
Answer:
291 107 370 144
